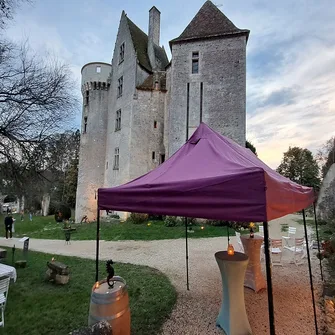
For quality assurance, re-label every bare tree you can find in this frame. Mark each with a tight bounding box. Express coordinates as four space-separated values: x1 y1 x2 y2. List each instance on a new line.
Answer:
0 0 30 29
0 41 79 182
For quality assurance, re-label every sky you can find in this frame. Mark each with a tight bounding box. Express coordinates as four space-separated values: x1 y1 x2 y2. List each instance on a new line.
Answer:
4 0 335 168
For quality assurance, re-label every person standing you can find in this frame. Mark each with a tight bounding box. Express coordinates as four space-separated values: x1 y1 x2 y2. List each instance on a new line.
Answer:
4 214 13 239
20 210 24 221
29 211 33 222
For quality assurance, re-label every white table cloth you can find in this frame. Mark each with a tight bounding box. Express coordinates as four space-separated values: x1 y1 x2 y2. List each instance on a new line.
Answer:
0 263 17 282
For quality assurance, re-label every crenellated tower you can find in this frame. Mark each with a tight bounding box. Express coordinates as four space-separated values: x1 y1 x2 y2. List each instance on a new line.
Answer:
75 62 112 223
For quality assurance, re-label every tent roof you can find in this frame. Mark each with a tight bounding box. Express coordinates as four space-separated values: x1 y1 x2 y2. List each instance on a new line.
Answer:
98 123 315 222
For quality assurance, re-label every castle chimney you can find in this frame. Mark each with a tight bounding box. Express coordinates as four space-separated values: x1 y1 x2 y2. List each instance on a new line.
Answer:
148 6 160 46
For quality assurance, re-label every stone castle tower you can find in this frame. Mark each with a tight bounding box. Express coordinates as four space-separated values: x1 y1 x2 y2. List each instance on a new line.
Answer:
75 1 250 222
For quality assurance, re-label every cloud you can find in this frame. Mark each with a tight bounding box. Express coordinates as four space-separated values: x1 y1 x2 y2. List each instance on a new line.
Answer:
2 0 334 170
260 87 300 108
243 0 335 168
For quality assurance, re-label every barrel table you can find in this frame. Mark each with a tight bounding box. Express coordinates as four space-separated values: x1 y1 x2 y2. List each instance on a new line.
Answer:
241 235 267 293
215 251 252 335
88 276 130 335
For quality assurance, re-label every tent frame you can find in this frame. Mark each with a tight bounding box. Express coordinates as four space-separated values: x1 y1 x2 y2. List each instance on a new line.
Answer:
94 123 321 334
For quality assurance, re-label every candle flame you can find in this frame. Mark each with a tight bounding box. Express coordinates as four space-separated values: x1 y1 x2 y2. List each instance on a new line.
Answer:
227 244 235 256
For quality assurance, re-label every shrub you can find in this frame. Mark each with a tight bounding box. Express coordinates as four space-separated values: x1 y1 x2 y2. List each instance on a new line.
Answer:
110 214 120 219
205 220 250 230
148 214 163 220
187 217 198 225
48 201 58 215
164 216 181 227
129 213 148 224
205 220 229 226
54 204 72 223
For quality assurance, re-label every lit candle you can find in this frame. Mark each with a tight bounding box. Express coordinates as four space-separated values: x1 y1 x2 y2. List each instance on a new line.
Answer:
227 244 235 256
249 222 255 238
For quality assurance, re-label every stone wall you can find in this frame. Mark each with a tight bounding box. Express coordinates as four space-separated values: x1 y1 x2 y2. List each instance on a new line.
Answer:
317 163 335 220
167 35 247 156
129 89 165 180
104 12 138 191
164 65 171 158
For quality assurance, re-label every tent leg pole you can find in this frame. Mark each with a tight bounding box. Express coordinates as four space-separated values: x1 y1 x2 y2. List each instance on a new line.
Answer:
313 202 323 281
263 221 276 335
303 209 319 335
185 217 190 291
95 208 100 283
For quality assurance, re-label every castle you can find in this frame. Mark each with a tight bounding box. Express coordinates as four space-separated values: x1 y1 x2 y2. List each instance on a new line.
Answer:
75 1 250 222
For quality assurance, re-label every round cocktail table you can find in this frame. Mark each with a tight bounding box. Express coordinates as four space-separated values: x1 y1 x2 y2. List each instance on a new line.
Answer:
240 235 267 293
215 251 252 335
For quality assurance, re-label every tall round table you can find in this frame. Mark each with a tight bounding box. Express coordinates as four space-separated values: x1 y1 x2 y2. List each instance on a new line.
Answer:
240 235 267 293
215 251 252 335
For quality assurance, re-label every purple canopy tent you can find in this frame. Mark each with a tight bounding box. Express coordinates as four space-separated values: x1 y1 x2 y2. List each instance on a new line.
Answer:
97 123 320 335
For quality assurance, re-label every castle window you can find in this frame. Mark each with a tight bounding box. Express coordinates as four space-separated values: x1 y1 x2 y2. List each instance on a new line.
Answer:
154 121 157 128
192 51 199 74
96 66 101 73
113 148 119 170
152 151 155 160
117 76 123 98
115 109 121 131
119 43 125 64
160 154 165 164
83 116 88 133
85 90 89 105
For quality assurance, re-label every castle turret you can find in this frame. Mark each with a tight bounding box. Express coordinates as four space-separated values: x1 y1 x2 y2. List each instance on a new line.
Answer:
75 62 112 223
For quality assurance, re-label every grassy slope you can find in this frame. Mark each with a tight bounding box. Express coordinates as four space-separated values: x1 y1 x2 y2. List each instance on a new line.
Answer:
0 249 176 335
1 214 237 241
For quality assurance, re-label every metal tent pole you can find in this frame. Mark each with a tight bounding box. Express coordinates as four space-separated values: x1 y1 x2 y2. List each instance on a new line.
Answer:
313 202 323 281
263 221 276 335
185 217 190 291
95 208 100 282
302 209 319 335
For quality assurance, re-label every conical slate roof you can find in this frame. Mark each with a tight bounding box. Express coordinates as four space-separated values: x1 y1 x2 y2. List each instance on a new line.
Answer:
170 0 249 45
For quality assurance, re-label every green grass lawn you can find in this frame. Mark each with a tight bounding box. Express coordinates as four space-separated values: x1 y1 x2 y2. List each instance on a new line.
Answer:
0 249 176 335
1 214 239 241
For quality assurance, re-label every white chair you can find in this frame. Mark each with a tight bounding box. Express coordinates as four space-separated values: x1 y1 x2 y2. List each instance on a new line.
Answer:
0 277 10 327
285 237 305 265
302 237 314 259
282 226 297 247
257 225 265 260
235 232 244 252
257 225 264 237
270 239 283 266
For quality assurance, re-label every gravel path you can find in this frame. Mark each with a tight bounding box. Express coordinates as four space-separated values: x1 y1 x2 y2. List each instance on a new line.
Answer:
0 214 324 334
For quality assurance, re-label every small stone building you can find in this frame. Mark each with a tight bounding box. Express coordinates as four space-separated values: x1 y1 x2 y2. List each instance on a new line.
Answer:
75 1 250 222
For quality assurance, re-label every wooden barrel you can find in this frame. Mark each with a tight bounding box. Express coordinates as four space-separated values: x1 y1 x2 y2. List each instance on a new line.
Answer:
88 276 130 335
